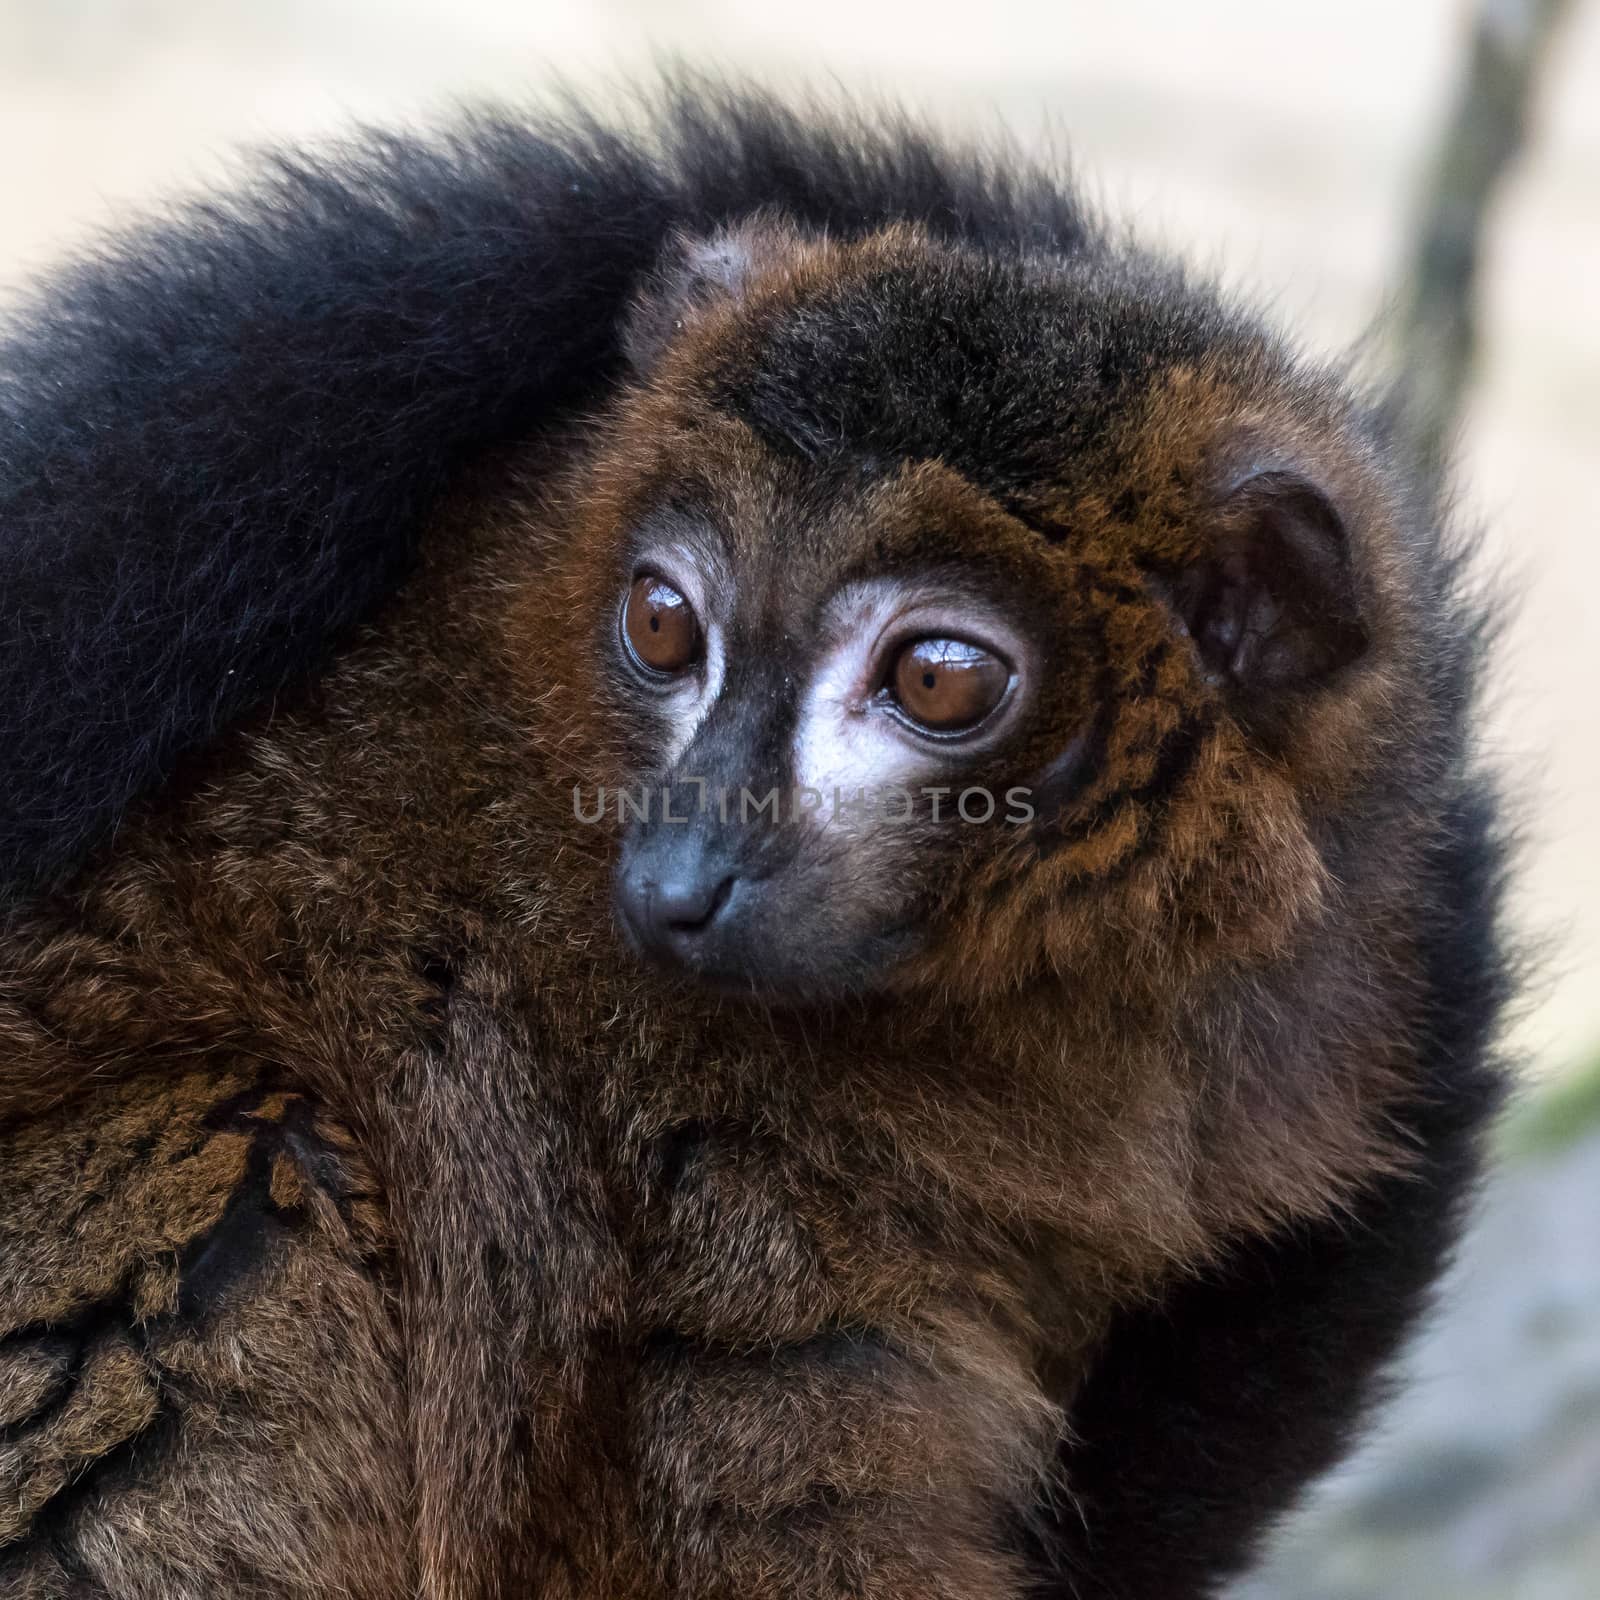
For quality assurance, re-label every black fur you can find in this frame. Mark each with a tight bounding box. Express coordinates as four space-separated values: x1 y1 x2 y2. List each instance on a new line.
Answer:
0 83 1506 1596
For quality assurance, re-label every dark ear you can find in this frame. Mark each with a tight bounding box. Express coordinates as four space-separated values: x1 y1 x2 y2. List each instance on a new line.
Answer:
622 217 799 371
1155 469 1368 704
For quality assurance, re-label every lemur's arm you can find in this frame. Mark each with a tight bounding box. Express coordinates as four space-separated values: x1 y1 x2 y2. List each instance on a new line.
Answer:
1038 785 1506 1597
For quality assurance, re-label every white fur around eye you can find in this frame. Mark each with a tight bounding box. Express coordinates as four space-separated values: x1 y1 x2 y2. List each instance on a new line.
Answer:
791 595 924 807
790 581 1028 821
633 541 728 767
660 621 725 766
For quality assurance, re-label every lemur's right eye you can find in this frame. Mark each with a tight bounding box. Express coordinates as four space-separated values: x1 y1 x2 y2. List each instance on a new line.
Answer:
623 575 701 677
887 636 1010 735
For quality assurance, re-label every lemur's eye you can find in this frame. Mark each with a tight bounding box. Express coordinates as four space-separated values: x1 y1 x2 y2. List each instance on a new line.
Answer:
888 637 1010 734
623 574 701 676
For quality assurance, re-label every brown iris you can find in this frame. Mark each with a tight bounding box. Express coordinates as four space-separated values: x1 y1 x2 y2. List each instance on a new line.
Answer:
889 637 1009 734
623 574 701 676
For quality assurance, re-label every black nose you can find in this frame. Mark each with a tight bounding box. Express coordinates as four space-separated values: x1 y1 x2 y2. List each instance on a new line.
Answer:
617 854 738 963
652 870 735 934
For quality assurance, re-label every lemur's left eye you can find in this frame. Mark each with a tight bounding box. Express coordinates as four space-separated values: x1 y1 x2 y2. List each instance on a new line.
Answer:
887 637 1010 734
623 574 701 676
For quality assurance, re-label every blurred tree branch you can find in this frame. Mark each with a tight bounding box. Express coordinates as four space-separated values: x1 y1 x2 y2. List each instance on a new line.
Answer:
1396 0 1576 464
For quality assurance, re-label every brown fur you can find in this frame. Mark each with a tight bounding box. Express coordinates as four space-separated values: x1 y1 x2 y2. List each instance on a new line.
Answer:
1 224 1469 1596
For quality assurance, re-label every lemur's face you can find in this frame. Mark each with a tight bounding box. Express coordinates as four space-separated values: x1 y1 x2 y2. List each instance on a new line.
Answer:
600 446 1054 997
572 222 1388 1003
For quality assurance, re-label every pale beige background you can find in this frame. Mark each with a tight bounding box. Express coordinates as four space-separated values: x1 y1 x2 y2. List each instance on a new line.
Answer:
3 0 1595 1077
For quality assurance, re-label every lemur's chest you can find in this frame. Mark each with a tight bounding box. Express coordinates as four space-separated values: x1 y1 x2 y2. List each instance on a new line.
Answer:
397 974 984 1351
0 961 1078 1599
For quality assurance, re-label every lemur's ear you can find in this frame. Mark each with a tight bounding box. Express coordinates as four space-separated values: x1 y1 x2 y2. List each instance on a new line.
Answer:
622 218 800 371
1154 469 1368 703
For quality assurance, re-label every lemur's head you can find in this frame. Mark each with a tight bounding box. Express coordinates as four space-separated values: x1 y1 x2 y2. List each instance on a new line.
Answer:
543 220 1419 1004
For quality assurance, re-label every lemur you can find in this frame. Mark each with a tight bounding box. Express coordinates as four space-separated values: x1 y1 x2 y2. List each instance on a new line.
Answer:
0 86 1508 1600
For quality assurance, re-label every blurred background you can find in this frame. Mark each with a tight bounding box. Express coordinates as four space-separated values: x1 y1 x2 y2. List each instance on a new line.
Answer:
0 2 1595 1594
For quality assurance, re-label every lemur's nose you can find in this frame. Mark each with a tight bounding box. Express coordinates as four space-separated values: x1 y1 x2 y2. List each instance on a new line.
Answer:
648 868 736 938
616 827 739 965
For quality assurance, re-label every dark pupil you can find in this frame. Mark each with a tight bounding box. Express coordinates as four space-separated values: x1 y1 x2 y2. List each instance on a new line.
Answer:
922 671 936 689
650 615 660 631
